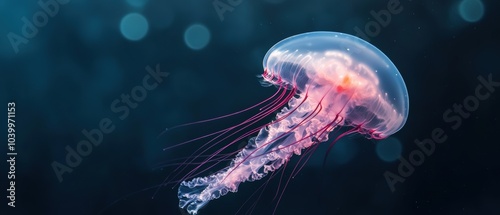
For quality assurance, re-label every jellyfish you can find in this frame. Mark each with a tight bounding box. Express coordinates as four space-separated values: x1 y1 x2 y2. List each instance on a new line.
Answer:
172 31 409 214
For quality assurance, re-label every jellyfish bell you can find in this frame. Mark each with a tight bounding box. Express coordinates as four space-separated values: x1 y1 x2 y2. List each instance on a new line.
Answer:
263 31 409 138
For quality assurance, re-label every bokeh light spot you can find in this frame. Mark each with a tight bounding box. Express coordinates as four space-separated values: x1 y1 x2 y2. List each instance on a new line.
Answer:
120 13 149 41
376 137 402 162
184 24 211 50
459 0 485 23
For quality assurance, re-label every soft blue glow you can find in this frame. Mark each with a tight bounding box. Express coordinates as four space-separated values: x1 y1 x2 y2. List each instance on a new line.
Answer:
459 0 485 23
376 137 402 162
184 24 211 50
120 13 149 41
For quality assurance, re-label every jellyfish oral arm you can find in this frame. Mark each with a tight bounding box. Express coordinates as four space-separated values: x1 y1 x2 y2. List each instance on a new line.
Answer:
178 93 337 215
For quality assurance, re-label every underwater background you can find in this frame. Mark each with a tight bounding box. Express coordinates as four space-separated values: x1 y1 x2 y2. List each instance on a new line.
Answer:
1 0 499 214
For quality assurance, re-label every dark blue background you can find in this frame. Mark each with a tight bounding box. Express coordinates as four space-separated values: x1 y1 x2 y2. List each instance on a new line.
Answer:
1 0 499 215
